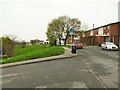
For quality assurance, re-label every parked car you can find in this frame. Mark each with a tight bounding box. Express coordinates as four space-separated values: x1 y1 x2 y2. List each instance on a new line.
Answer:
75 41 83 49
101 42 118 51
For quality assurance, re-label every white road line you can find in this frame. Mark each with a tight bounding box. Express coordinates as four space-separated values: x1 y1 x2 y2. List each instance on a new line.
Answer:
85 62 107 88
35 86 47 88
109 60 118 65
0 73 23 78
72 81 88 88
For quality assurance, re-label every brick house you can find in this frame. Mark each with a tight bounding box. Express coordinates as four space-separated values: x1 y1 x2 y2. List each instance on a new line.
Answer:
66 22 120 47
66 30 82 45
82 22 120 47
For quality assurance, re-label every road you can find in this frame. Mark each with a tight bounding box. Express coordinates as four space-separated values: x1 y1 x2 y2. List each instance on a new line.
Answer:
1 46 119 88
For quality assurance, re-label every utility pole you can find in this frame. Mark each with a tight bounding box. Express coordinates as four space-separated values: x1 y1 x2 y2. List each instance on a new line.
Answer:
109 24 111 42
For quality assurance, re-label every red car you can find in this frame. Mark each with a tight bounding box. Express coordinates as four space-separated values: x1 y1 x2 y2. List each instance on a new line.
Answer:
75 41 83 49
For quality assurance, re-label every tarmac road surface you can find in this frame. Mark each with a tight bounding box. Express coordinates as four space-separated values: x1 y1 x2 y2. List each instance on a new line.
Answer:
1 46 119 88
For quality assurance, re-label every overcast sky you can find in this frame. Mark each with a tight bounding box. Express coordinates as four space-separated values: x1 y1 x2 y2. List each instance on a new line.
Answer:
0 0 119 42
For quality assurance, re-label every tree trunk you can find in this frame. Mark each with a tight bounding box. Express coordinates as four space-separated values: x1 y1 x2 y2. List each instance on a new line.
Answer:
54 40 57 46
64 35 69 45
59 38 61 45
64 38 67 45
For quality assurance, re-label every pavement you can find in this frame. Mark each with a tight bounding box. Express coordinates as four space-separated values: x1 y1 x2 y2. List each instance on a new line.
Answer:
0 47 78 68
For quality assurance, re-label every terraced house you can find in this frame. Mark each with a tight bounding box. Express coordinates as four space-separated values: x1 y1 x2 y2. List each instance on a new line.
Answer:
66 22 120 47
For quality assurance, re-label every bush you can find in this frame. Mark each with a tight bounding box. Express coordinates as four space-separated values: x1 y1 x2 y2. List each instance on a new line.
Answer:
1 37 14 57
1 45 64 64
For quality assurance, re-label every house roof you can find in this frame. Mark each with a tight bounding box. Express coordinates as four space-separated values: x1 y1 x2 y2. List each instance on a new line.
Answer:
88 21 120 31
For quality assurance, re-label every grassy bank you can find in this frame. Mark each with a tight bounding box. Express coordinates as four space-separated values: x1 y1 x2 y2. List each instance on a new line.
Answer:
62 45 71 48
1 45 64 64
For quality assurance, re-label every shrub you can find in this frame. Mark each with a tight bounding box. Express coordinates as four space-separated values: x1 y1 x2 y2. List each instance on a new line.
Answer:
1 37 14 57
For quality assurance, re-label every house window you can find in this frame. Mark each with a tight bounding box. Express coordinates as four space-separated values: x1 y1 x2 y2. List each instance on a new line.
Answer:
107 26 110 29
104 27 106 30
98 28 103 35
101 27 103 30
90 30 93 36
82 32 85 37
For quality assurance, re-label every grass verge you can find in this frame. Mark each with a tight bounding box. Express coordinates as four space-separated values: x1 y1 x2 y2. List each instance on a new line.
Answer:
0 45 64 64
63 45 71 48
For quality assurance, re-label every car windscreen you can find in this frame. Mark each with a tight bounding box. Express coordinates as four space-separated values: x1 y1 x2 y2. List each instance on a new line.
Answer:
77 42 81 44
105 43 114 45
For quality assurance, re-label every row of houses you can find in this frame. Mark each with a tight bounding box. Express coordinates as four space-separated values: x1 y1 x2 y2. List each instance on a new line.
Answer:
66 22 120 47
26 39 49 46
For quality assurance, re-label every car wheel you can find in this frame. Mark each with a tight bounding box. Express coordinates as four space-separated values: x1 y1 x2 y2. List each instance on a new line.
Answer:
105 47 108 50
102 48 103 50
106 48 110 51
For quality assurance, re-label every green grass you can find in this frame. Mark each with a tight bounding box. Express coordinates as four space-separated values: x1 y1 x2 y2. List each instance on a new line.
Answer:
1 45 64 64
13 44 47 56
63 45 71 48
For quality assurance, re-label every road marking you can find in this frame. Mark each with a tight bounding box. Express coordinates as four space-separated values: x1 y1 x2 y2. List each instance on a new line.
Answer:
3 77 17 84
35 86 47 88
109 60 118 65
85 62 107 88
72 81 88 88
54 83 59 86
1 73 23 78
6 79 12 83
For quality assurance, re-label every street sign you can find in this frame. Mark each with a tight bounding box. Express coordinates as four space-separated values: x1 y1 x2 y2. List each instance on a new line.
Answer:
69 28 74 35
69 28 74 46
